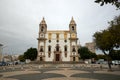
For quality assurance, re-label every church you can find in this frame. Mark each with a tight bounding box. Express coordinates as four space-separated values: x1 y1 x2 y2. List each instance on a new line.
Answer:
37 17 79 62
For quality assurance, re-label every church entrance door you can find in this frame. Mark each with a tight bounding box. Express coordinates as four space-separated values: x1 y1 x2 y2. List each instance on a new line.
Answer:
55 54 60 61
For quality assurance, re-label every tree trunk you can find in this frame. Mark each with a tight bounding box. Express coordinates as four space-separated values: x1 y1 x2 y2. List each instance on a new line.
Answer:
103 51 112 71
108 60 112 71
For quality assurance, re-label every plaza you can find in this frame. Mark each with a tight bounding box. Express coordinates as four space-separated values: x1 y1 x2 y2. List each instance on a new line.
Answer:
0 64 120 80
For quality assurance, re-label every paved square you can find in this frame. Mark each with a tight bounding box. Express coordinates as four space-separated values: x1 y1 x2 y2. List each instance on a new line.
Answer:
0 64 120 80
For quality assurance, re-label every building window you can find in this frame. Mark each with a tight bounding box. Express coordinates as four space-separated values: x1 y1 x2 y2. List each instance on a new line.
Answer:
72 46 76 52
40 46 43 52
72 26 74 31
48 45 51 52
49 40 51 43
56 40 59 42
56 44 59 51
64 40 67 43
64 45 67 51
41 26 44 32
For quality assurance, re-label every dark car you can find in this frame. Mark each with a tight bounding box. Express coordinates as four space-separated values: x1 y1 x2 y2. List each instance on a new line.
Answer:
0 62 7 66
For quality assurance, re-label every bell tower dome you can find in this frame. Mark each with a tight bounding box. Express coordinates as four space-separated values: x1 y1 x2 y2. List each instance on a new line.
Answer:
39 17 47 33
69 17 76 33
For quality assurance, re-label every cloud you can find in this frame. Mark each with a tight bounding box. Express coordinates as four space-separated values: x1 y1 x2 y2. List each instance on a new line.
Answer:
0 0 120 54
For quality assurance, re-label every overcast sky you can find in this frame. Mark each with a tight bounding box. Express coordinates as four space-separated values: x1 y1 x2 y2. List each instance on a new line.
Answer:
0 0 120 55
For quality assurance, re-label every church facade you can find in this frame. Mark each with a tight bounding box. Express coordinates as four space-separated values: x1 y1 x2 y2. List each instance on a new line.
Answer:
37 17 79 62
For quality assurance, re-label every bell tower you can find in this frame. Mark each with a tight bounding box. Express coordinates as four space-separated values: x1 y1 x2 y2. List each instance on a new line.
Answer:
69 17 76 34
37 17 47 61
39 17 47 33
69 17 79 61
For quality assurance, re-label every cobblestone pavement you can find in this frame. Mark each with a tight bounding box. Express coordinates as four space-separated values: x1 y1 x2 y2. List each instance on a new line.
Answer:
0 64 120 80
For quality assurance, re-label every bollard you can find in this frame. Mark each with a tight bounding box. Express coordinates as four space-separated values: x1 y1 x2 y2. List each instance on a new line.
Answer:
100 64 102 70
21 65 23 70
38 65 41 69
3 66 6 70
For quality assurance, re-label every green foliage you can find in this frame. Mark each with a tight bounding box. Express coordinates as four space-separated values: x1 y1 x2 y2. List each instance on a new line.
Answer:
93 15 120 54
110 50 120 60
95 0 120 9
96 54 107 60
18 55 25 62
78 47 96 60
24 47 37 61
93 15 120 70
90 52 97 59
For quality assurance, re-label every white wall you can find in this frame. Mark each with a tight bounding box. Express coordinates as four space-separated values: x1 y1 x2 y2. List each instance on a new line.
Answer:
45 32 71 61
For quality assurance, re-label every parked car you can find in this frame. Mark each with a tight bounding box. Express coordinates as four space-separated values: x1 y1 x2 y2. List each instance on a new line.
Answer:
112 60 120 65
6 62 14 65
96 59 104 64
0 62 7 66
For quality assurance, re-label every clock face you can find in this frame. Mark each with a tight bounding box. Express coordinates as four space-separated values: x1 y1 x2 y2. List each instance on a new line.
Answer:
71 33 76 38
40 33 44 37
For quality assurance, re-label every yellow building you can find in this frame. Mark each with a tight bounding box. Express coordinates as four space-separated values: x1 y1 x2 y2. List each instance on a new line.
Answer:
37 17 79 62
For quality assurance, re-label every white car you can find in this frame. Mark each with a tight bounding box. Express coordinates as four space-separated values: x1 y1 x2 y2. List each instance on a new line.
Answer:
112 60 120 65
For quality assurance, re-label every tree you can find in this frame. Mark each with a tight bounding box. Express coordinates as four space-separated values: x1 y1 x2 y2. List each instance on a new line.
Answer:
93 15 120 70
78 47 96 60
95 0 120 9
96 54 107 60
110 50 120 60
18 55 25 62
24 47 37 61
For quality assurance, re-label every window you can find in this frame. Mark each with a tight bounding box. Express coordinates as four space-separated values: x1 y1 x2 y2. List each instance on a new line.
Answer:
64 45 67 51
40 46 43 52
64 40 67 43
72 26 74 31
56 40 59 42
49 40 51 43
41 26 44 32
72 46 76 52
48 46 51 52
56 44 59 51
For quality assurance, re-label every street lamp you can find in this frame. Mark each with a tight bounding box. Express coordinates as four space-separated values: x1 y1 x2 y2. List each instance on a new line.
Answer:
0 44 3 61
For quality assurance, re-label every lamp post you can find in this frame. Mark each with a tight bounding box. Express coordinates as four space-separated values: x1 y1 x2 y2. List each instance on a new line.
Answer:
0 44 3 61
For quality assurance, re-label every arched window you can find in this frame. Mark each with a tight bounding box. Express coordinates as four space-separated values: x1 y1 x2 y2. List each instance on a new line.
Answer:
56 44 59 51
41 26 44 32
72 46 76 52
72 26 74 31
40 46 43 52
64 45 67 51
48 45 51 52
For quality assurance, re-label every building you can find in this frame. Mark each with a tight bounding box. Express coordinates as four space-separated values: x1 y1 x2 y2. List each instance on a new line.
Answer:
85 42 95 53
37 17 79 62
3 55 12 62
0 44 3 61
